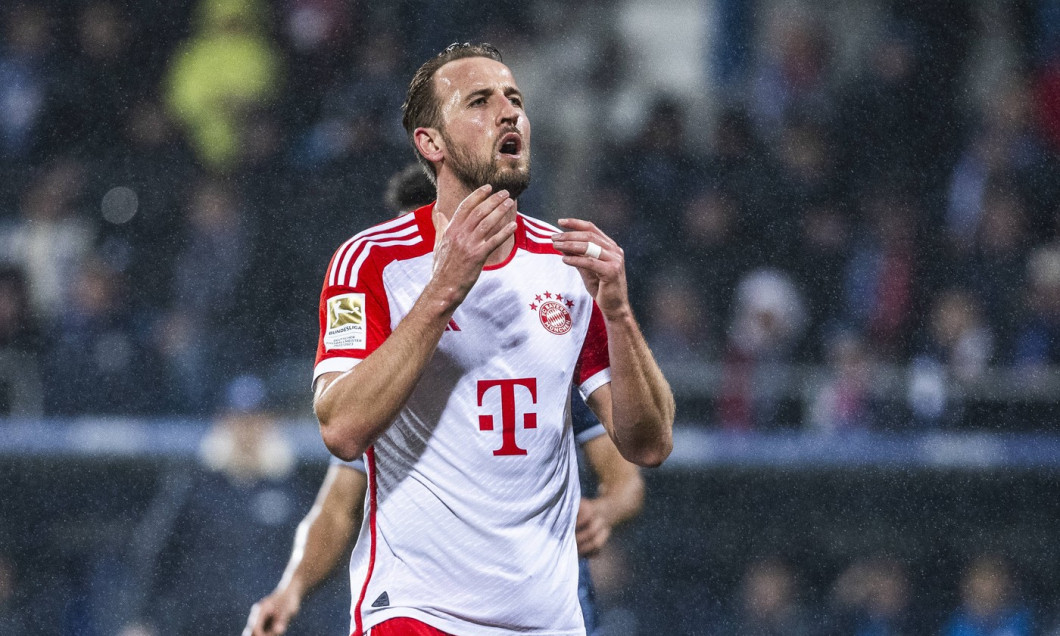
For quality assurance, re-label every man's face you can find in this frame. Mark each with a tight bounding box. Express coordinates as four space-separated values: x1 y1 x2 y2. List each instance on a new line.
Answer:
432 56 531 197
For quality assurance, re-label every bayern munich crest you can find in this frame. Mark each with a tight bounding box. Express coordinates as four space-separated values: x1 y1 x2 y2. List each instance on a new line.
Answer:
529 291 574 335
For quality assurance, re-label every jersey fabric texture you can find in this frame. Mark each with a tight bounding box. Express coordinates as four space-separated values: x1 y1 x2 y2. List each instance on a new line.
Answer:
314 203 611 636
329 398 607 634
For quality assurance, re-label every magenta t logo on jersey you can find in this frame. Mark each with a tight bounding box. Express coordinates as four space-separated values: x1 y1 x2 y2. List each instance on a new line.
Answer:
477 378 538 456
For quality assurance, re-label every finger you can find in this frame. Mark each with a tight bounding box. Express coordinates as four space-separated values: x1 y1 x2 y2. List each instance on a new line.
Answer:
482 220 518 253
455 187 508 229
273 615 291 636
551 229 617 249
557 218 613 242
562 254 611 275
553 240 611 260
451 184 494 224
466 190 512 232
475 197 517 238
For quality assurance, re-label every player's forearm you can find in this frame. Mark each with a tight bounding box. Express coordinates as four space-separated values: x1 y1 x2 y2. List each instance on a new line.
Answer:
604 312 675 467
277 507 357 599
596 469 644 528
316 284 457 460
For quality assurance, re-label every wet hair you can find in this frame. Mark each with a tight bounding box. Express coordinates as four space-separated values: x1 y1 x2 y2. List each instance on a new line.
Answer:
384 163 436 214
401 42 503 181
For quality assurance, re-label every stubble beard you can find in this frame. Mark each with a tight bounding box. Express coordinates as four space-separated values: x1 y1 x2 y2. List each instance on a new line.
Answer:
444 132 531 199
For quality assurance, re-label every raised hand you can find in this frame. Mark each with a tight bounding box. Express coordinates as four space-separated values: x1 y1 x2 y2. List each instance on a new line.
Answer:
551 218 629 320
430 184 518 307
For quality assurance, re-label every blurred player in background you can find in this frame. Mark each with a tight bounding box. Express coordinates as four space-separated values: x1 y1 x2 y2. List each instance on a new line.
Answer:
244 166 644 636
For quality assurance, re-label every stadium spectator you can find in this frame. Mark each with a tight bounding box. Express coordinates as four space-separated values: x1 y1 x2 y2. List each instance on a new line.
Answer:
950 181 1031 358
644 265 716 367
599 95 700 240
1012 244 1060 368
0 552 28 634
41 258 161 415
941 554 1033 636
0 3 52 165
832 19 922 193
139 375 308 635
842 188 919 361
745 7 835 141
792 197 852 358
0 158 95 321
907 288 993 428
675 186 748 325
41 1 137 154
717 268 807 430
0 266 42 415
165 0 282 171
808 330 877 433
168 176 252 409
825 556 915 636
717 557 814 636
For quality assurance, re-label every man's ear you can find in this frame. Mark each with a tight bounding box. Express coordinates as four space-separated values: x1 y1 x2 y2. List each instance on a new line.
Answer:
414 127 444 165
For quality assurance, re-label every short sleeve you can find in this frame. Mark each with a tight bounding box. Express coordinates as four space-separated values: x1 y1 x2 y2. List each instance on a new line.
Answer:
313 245 392 386
574 301 610 401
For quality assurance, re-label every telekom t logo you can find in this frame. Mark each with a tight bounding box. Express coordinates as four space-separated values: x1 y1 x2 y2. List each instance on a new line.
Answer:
477 378 537 456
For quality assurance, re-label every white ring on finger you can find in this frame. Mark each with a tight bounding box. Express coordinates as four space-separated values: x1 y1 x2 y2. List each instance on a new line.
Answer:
584 241 602 259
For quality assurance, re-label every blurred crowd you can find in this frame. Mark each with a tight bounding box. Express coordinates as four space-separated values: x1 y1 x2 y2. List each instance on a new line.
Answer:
2 0 1060 433
6 3 1060 634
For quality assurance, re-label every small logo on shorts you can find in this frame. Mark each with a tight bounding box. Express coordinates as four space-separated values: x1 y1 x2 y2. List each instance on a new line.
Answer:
371 591 390 607
528 290 574 335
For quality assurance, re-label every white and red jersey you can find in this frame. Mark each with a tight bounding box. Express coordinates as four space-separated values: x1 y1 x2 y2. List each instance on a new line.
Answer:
314 203 611 636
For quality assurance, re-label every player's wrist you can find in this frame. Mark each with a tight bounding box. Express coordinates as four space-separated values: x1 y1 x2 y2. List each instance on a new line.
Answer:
275 580 306 607
421 277 468 315
599 303 635 324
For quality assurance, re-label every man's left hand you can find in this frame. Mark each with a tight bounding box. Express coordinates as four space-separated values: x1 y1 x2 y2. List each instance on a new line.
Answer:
551 219 630 320
575 496 613 557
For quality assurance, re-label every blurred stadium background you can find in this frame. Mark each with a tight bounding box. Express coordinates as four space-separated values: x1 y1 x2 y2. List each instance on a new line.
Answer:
3 0 1060 634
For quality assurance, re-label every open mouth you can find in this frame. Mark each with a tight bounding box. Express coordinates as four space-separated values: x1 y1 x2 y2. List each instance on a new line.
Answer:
498 133 522 157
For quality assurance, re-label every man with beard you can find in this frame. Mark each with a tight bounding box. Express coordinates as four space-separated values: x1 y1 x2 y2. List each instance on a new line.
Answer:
312 43 674 636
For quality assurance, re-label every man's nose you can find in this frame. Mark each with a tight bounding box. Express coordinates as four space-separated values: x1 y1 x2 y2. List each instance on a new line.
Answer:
496 99 520 126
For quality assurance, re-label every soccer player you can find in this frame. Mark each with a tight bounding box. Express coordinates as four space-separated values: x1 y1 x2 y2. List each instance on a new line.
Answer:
313 42 674 634
243 401 642 636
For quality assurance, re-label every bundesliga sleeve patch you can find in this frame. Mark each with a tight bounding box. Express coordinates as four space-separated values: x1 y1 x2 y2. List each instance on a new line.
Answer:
324 293 367 350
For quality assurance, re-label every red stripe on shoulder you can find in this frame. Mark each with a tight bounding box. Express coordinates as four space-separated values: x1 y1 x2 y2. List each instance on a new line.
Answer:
332 205 436 287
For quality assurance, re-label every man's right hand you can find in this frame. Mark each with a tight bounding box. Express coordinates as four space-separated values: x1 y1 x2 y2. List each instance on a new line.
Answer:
429 185 518 308
242 589 301 636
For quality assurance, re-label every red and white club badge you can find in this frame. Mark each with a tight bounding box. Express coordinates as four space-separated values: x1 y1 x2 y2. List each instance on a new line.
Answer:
529 291 574 335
